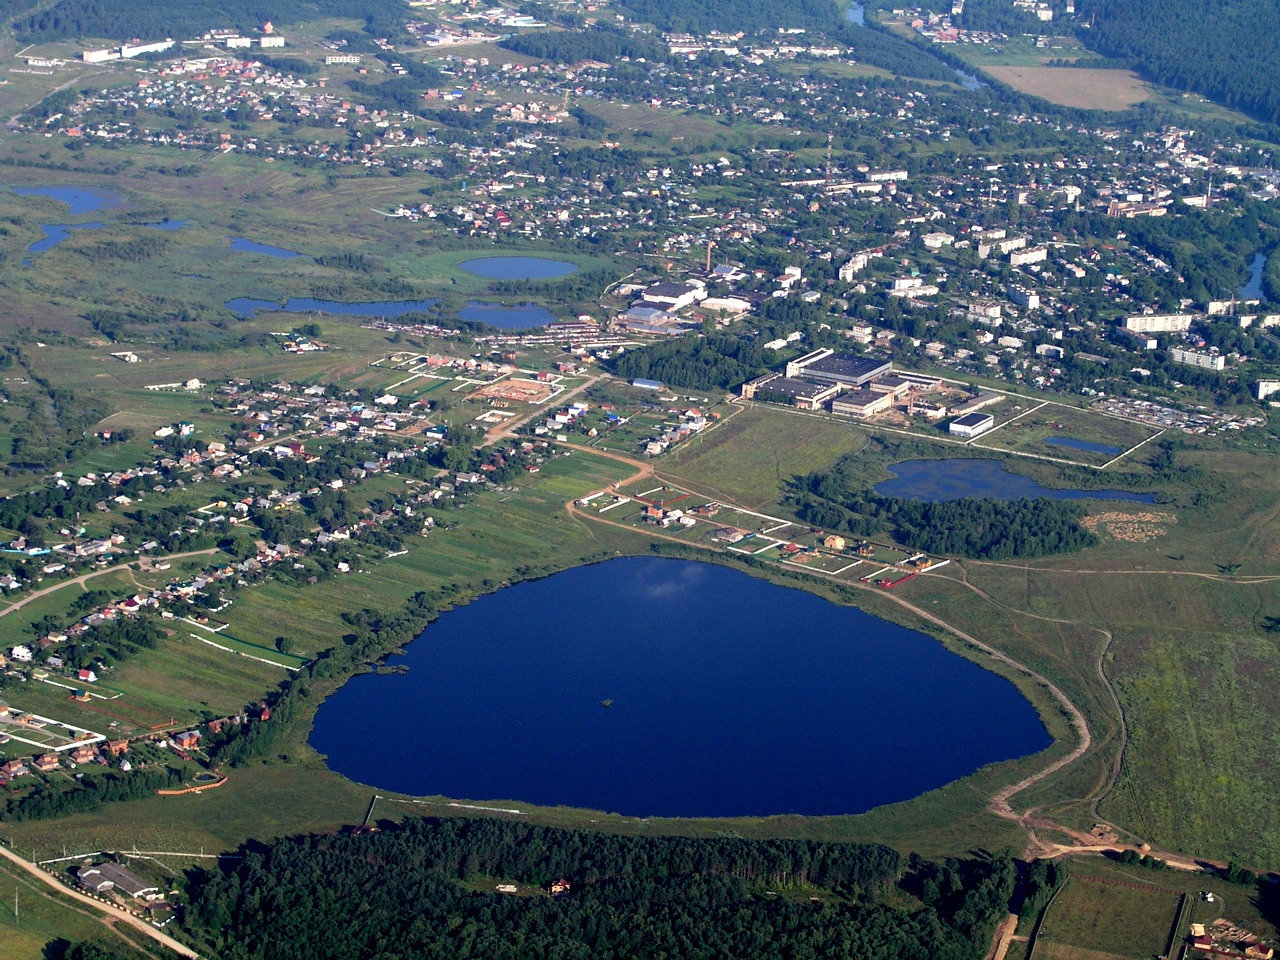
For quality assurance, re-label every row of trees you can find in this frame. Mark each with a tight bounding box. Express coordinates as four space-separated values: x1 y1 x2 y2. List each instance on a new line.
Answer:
186 815 1014 960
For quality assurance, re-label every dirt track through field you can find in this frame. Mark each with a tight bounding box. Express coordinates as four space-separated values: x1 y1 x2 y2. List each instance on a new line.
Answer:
0 843 199 957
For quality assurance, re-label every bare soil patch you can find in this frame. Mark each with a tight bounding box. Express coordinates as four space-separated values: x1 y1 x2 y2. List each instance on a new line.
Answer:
982 66 1150 109
1080 511 1176 543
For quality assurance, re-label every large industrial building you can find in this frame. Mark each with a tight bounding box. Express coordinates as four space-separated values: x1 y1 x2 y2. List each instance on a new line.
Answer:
784 349 892 388
740 373 841 411
949 412 995 438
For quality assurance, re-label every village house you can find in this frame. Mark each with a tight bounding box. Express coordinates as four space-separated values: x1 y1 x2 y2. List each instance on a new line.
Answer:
0 759 28 778
173 730 201 750
70 744 97 764
76 862 161 900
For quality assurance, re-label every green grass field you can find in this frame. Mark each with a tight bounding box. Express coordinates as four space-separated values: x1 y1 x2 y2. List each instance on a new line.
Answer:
1037 876 1180 959
973 403 1164 467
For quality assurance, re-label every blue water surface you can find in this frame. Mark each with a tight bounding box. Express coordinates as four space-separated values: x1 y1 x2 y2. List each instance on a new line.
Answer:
876 458 1154 503
459 301 555 328
459 255 578 280
12 185 124 214
27 221 102 255
1044 436 1122 456
229 236 303 259
144 218 193 231
225 297 440 318
1240 252 1266 300
310 557 1051 818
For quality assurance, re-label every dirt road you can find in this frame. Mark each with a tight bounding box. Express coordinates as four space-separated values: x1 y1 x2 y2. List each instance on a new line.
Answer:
0 548 219 621
0 843 200 957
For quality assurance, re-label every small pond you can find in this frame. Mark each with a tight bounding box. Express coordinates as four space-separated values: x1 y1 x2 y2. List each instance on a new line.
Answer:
458 301 555 328
229 237 304 259
875 458 1154 503
11 185 124 214
1043 436 1123 456
225 296 439 318
459 256 578 280
143 218 193 231
310 557 1051 818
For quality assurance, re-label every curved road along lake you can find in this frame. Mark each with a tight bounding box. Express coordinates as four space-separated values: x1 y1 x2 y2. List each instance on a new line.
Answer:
311 557 1050 818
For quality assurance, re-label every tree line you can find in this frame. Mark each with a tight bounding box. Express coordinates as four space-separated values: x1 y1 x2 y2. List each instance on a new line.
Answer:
621 0 841 34
13 0 380 42
1083 0 1280 125
185 815 1017 960
500 26 665 64
792 454 1101 559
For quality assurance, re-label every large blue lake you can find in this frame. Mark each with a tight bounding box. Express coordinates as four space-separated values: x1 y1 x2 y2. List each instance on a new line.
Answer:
310 557 1050 818
876 458 1154 503
459 255 577 280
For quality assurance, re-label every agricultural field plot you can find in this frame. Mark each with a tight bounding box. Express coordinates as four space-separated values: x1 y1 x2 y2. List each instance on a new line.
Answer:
972 403 1163 466
981 66 1152 110
182 626 309 672
1036 877 1181 960
1057 857 1269 939
104 632 287 722
769 548 865 576
0 708 103 752
660 405 872 509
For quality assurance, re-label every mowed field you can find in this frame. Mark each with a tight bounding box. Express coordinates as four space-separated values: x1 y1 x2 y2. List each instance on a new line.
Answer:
1036 876 1180 960
982 66 1151 110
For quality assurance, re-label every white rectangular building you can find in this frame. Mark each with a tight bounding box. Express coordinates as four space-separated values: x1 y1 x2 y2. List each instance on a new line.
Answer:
1170 347 1225 370
1122 314 1196 334
949 412 994 438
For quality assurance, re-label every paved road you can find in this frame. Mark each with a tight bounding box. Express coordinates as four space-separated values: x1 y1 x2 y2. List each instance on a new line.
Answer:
0 843 200 958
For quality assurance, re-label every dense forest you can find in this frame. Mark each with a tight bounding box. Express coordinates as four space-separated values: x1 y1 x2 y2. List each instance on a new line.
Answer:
12 0 388 42
609 333 768 390
186 817 1016 960
621 0 841 33
836 21 959 81
500 26 666 63
1083 0 1280 124
793 455 1101 559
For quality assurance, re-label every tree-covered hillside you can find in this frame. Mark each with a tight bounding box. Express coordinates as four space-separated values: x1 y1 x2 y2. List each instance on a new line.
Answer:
1083 0 1280 124
187 817 1018 960
621 0 841 33
13 0 383 42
